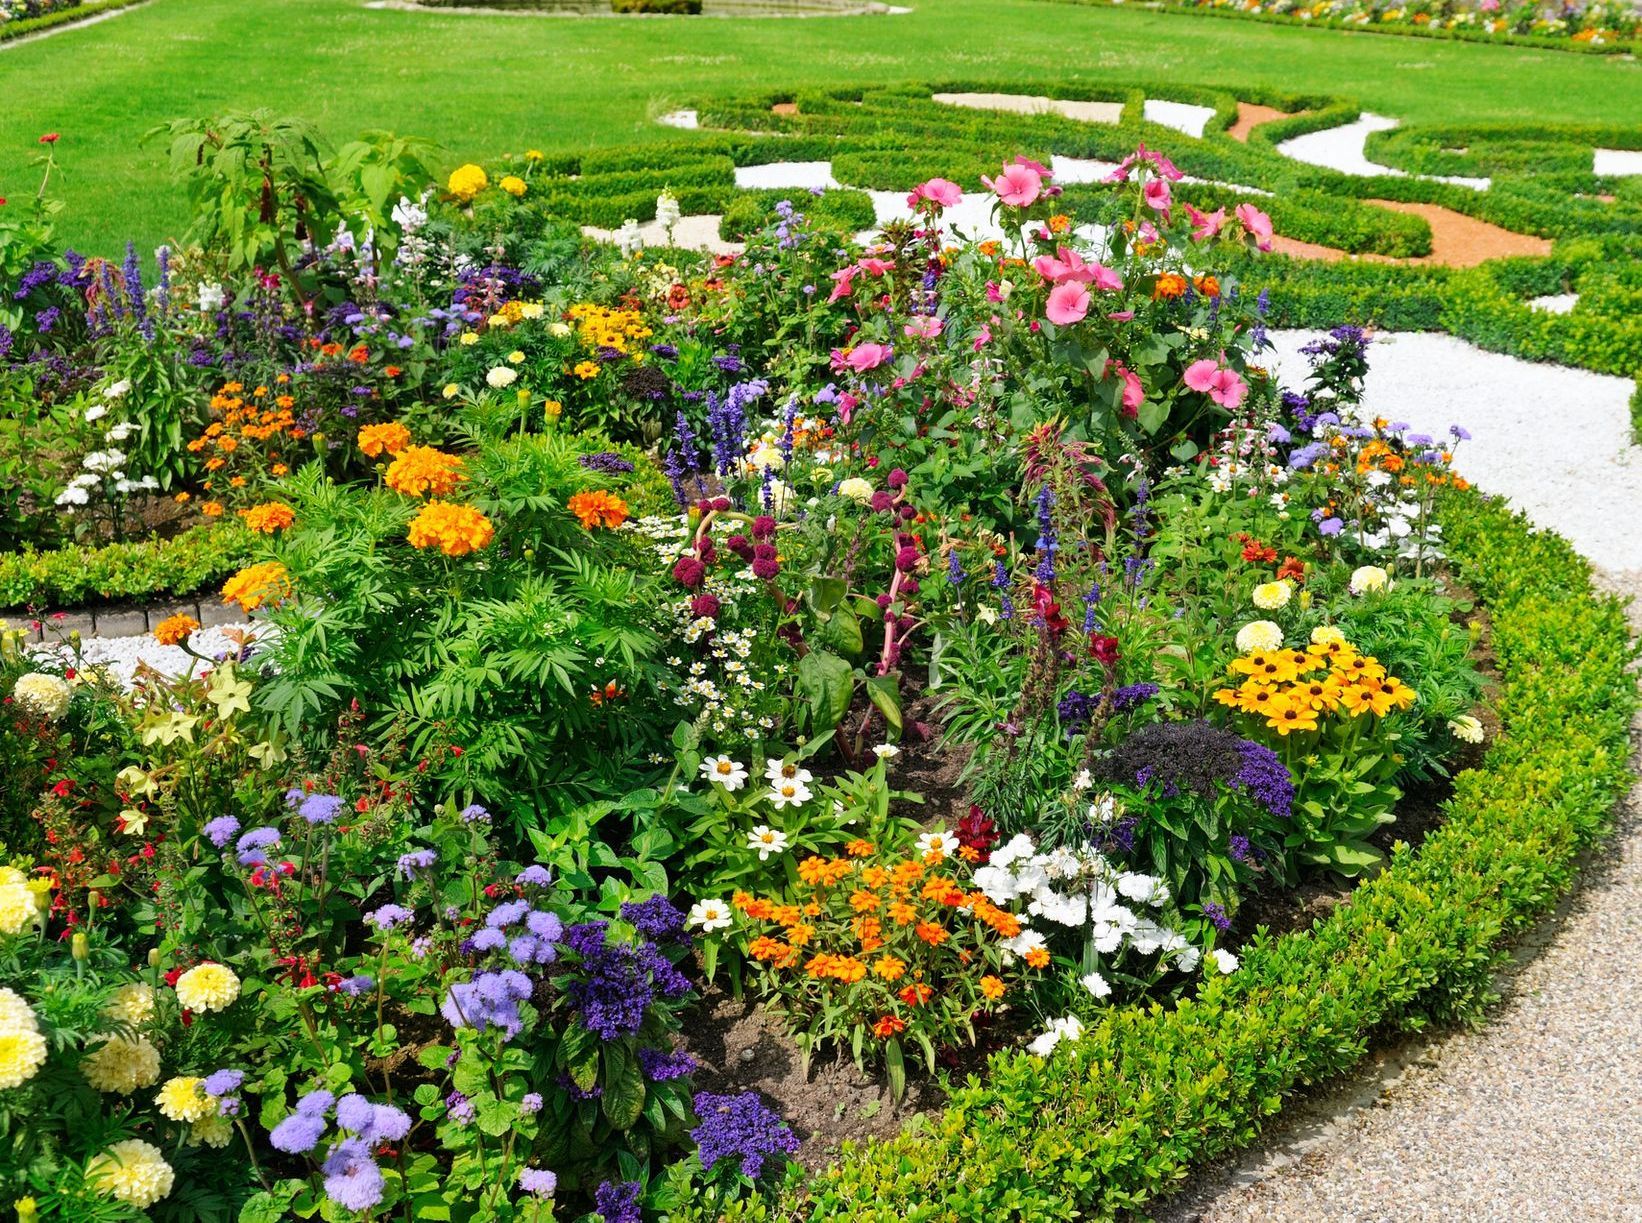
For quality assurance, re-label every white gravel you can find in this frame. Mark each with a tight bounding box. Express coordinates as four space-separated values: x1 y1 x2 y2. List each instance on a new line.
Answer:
1276 113 1490 191
930 92 1124 124
734 160 840 191
1269 330 1642 573
33 624 269 688
1594 148 1642 177
1144 98 1217 139
1528 292 1580 314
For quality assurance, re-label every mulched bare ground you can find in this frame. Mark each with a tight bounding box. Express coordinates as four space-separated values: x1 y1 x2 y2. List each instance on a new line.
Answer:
1227 102 1305 143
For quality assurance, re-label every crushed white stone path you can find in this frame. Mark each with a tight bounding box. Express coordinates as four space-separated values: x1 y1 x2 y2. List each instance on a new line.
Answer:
1276 114 1491 191
32 624 267 688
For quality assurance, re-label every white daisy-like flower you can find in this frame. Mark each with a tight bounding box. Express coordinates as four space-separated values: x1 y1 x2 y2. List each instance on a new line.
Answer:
766 780 813 810
871 743 900 760
687 899 732 932
699 756 748 791
916 829 957 857
763 758 814 786
1208 948 1239 974
746 826 789 860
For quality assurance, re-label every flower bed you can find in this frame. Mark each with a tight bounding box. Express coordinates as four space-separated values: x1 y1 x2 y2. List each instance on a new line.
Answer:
0 106 1634 1222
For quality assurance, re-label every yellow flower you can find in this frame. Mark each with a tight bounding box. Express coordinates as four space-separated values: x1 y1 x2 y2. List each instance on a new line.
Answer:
156 1075 215 1123
543 399 563 422
174 962 240 1013
443 383 460 399
87 1138 175 1210
573 360 601 380
1234 620 1284 653
104 983 156 1025
82 1035 162 1094
11 673 71 721
459 332 480 347
188 1114 234 1148
0 1029 47 1092
500 175 527 197
0 987 37 1032
507 350 526 364
0 866 44 935
1251 579 1292 610
525 149 544 162
407 501 496 557
1349 565 1389 594
447 163 489 203
1310 624 1347 646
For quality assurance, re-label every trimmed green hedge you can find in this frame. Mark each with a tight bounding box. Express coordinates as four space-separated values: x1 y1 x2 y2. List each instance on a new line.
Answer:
0 0 147 43
744 491 1636 1222
0 522 253 609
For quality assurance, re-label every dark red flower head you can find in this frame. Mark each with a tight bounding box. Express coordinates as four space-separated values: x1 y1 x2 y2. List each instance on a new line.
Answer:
39 133 59 144
1089 634 1120 667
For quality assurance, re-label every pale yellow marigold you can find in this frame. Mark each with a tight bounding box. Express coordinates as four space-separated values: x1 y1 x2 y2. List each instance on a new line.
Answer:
156 1075 214 1123
104 983 156 1026
384 445 466 498
358 421 412 458
238 502 296 534
12 673 71 721
188 1113 234 1148
447 163 489 203
87 1138 175 1210
1310 624 1347 646
221 561 292 613
407 501 495 557
175 962 240 1013
0 987 36 1033
82 1035 163 1094
0 1027 47 1090
1251 579 1292 610
0 866 45 935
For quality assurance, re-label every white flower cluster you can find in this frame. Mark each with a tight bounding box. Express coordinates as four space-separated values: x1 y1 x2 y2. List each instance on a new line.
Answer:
56 388 158 508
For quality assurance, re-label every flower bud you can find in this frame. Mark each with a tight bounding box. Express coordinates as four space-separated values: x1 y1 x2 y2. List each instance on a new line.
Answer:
71 932 89 961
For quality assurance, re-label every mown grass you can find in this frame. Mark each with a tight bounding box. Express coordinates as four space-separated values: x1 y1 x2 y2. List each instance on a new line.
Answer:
5 0 1639 254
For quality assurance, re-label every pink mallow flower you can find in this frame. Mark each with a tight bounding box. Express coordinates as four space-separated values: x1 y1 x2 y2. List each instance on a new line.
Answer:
1184 203 1227 242
903 315 943 339
827 264 858 303
1142 178 1172 218
1045 282 1091 326
1105 360 1145 417
1183 358 1248 410
832 342 893 374
1236 203 1274 252
1032 246 1123 291
983 162 1043 208
1105 143 1184 184
907 178 963 209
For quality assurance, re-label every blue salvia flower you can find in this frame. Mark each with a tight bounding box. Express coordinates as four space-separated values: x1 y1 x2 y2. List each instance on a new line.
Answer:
1033 485 1057 582
947 550 965 586
674 411 700 472
760 463 775 511
778 397 798 463
1082 582 1101 633
122 241 151 339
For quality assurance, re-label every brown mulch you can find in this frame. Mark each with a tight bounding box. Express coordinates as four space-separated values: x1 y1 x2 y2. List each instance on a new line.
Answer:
1228 102 1305 143
1271 199 1552 269
771 101 799 116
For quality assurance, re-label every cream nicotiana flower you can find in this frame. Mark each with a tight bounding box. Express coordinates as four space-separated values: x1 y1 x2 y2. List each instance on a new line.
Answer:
746 826 789 860
687 899 732 932
82 1035 163 1094
174 962 240 1013
699 756 748 791
1447 714 1485 744
1251 579 1293 610
87 1138 175 1209
1235 620 1284 653
11 673 71 722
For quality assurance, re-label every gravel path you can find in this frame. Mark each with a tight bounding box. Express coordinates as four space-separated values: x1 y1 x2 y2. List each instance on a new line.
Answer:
1157 339 1642 1222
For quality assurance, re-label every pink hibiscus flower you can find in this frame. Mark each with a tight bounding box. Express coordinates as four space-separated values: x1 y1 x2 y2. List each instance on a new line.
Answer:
907 178 963 209
1183 358 1248 410
1045 282 1091 326
832 342 894 373
1184 203 1227 242
983 162 1043 208
1235 203 1274 252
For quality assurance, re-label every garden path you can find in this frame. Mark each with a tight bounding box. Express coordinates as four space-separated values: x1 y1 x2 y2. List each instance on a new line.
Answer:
1154 334 1642 1223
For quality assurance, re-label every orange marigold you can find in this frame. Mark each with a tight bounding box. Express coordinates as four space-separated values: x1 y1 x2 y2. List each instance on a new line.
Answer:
152 614 199 646
407 501 495 557
1153 273 1189 301
567 489 630 531
358 422 412 458
239 501 296 534
384 446 466 498
221 561 292 613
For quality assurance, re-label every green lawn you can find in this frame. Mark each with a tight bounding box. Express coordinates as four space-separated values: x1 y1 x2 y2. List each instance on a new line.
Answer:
6 0 1639 255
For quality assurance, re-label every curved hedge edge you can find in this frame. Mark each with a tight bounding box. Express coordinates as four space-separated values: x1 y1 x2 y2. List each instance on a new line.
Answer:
0 522 252 611
0 0 149 44
1631 377 1642 447
754 488 1637 1223
1043 0 1638 57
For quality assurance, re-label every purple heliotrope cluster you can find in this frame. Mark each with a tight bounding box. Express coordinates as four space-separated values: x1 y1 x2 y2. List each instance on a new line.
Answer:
690 1091 799 1180
1229 739 1294 819
561 916 692 1042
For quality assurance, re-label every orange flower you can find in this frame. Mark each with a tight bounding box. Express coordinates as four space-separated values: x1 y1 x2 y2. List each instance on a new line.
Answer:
384 446 466 498
748 936 790 963
770 904 803 927
849 890 881 913
1024 947 1050 969
887 901 918 926
914 921 948 947
872 1015 906 1039
860 866 890 889
567 490 630 531
1152 273 1188 301
238 502 296 534
845 839 875 858
979 975 1005 1001
152 614 199 646
898 983 933 1006
358 422 412 458
406 501 495 557
873 955 905 981
271 464 289 477
200 501 225 518
785 923 814 948
221 561 292 613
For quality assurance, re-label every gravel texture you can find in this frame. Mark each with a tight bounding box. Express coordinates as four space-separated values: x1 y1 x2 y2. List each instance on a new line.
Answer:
32 624 267 688
1276 113 1490 191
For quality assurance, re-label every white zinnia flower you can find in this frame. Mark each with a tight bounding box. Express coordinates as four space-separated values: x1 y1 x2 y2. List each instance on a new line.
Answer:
916 829 957 857
746 826 789 860
699 756 748 791
763 758 814 786
766 780 813 810
686 899 732 932
872 743 899 760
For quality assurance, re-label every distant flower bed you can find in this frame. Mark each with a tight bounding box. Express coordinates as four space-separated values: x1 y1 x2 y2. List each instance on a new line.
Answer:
0 0 82 22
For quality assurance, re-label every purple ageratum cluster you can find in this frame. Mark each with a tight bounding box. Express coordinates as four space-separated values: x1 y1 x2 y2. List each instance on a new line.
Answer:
690 1091 800 1180
1230 739 1295 819
466 897 562 968
518 1167 558 1198
595 1180 642 1223
294 792 345 825
235 826 281 867
562 920 692 1042
364 904 415 931
204 816 240 848
267 1088 335 1154
203 1069 245 1116
396 848 437 880
441 969 534 1041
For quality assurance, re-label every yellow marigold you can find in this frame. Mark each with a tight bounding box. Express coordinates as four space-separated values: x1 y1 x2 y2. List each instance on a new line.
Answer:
0 866 45 935
221 561 292 613
82 1035 162 1094
87 1138 175 1210
358 421 412 458
0 986 36 1032
156 1075 214 1123
447 163 489 203
567 490 630 531
239 502 296 534
407 501 495 557
11 673 71 722
499 175 527 198
152 614 200 647
174 962 240 1013
385 446 466 498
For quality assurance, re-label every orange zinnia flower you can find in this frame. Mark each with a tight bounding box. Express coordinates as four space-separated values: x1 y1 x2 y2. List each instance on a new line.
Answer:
898 983 933 1006
872 1015 906 1039
979 975 1005 1001
873 955 906 981
914 921 948 947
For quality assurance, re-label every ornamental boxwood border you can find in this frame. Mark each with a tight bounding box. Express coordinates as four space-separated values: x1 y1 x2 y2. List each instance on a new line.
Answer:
738 489 1637 1222
0 0 148 45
